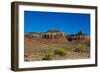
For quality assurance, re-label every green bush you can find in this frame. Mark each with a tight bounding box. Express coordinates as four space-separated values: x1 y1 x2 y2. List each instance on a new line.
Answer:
42 53 53 60
76 44 86 49
74 44 87 52
54 48 66 56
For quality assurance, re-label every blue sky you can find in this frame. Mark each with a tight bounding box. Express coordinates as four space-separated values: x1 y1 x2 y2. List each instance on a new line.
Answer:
24 11 90 35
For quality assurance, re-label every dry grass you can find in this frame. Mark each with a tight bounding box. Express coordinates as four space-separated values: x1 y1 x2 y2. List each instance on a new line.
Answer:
24 38 90 61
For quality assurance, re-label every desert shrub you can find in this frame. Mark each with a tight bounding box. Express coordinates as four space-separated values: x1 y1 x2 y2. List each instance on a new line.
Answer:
78 44 86 49
74 48 80 52
54 48 66 56
74 44 87 52
42 53 53 60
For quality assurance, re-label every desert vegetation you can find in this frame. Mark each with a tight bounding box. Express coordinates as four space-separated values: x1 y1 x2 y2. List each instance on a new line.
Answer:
24 38 90 61
24 30 90 61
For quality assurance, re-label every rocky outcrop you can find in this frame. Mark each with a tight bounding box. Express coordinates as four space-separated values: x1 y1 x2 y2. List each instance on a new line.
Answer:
24 30 90 44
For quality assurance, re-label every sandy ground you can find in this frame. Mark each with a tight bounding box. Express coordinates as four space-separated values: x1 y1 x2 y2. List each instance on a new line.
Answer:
24 37 90 61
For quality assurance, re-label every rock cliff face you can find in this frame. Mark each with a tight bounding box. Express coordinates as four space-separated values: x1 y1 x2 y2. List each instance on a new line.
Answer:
43 30 66 39
25 30 69 44
43 32 69 43
25 30 90 44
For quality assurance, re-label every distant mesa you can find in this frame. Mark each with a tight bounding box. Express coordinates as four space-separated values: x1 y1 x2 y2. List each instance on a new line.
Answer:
24 30 90 44
76 31 86 36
